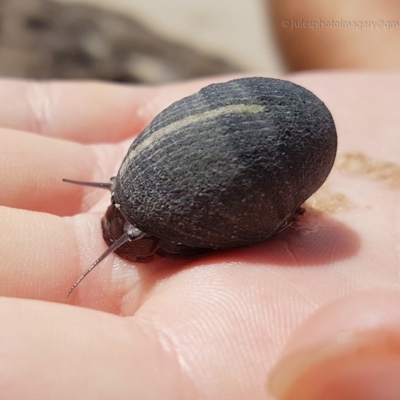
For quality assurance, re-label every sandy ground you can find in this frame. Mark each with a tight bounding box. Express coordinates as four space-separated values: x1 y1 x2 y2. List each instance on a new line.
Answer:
55 0 283 74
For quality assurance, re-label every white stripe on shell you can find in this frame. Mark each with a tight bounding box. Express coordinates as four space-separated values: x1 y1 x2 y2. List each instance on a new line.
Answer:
119 103 265 175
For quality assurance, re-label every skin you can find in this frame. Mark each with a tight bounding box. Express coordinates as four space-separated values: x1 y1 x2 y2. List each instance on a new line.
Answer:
267 1 400 397
269 0 400 70
0 72 400 399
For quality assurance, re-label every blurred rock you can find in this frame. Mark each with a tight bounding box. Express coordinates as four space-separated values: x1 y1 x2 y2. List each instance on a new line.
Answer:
0 0 241 83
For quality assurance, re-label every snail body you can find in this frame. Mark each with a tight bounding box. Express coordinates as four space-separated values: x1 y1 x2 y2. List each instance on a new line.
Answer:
65 77 337 294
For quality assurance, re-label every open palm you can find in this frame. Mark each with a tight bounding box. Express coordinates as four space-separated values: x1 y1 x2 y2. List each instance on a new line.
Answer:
1 73 399 399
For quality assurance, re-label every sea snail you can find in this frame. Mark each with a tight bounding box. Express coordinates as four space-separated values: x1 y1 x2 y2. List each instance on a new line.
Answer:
64 77 337 294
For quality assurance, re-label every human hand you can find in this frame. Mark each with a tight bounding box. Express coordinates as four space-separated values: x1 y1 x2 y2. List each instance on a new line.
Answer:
1 73 399 399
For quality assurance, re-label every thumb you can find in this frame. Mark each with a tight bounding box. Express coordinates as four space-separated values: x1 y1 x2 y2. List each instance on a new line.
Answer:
268 291 400 400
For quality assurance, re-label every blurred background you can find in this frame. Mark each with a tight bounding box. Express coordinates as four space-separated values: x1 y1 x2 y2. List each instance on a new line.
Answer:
0 0 282 83
0 0 398 83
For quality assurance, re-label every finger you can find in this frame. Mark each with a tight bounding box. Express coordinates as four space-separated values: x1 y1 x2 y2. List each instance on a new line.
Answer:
269 0 400 70
0 78 231 143
0 128 125 215
1 205 162 315
0 297 192 400
269 291 400 400
0 80 150 143
0 206 77 299
0 206 117 311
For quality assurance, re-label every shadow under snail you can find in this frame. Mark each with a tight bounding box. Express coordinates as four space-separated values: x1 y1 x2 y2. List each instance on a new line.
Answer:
64 77 337 295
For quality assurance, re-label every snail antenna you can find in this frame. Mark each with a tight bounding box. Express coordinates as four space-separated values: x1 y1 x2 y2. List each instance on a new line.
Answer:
63 177 116 191
67 228 146 297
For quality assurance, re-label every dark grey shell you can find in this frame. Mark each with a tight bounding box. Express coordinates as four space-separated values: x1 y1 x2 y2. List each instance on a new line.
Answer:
113 77 337 250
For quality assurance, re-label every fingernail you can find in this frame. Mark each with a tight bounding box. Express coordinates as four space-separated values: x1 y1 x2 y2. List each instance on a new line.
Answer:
268 329 400 400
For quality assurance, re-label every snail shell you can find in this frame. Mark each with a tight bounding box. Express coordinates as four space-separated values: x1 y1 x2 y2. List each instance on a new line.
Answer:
65 77 337 294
